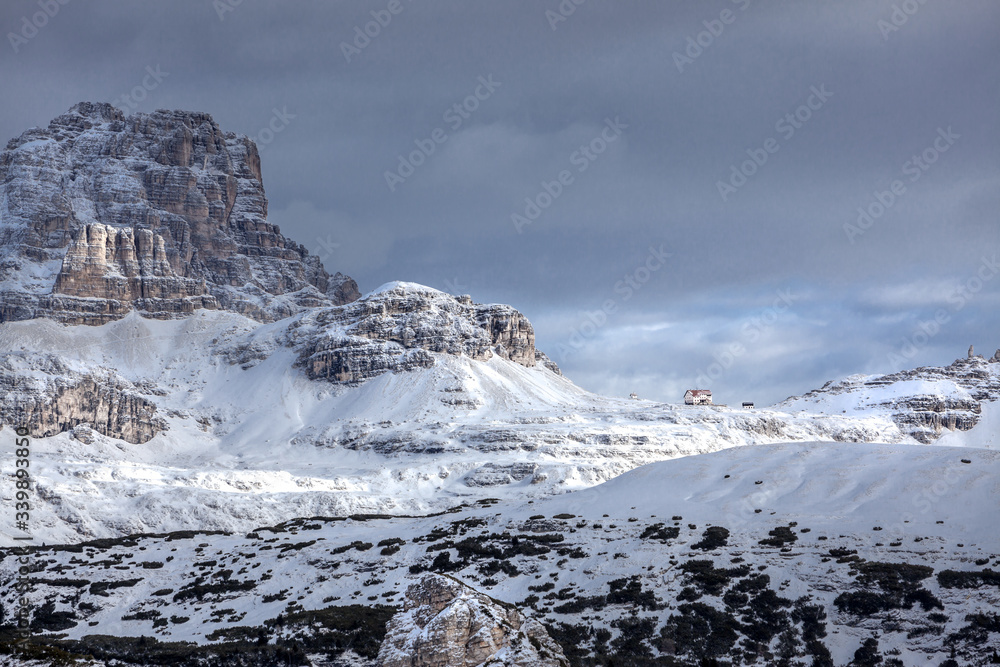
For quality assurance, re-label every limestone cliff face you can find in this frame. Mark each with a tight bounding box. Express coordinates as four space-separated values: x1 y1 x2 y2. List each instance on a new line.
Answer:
289 282 538 383
377 574 568 667
781 355 1000 443
0 358 163 444
0 102 358 325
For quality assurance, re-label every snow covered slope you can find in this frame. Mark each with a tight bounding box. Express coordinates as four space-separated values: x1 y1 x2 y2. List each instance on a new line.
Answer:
0 292 916 545
3 283 998 546
3 442 998 665
776 354 1000 443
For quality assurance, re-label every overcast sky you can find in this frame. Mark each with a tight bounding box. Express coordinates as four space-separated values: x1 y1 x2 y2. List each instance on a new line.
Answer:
2 0 998 406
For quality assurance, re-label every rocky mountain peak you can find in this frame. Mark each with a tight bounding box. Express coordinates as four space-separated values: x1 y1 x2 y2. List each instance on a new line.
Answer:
287 281 540 384
0 102 359 325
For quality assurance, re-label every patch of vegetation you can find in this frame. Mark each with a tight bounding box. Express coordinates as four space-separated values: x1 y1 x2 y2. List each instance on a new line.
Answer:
938 568 1000 589
659 601 740 660
172 578 257 603
545 622 597 665
121 610 162 621
0 629 91 666
850 636 884 667
421 551 463 573
28 600 78 632
759 525 797 548
638 523 680 543
28 577 89 588
609 616 657 660
377 537 405 547
835 561 940 616
330 541 373 555
552 594 607 614
89 578 142 597
740 588 793 651
678 560 750 597
477 558 520 578
606 576 664 611
829 547 860 563
557 546 588 559
268 604 398 659
691 526 730 551
10 632 308 666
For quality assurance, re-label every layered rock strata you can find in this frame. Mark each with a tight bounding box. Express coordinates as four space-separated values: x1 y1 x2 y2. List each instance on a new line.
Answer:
783 354 1000 443
0 102 358 325
289 283 538 383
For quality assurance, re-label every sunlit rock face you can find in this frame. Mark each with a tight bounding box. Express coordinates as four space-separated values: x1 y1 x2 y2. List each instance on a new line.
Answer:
377 574 568 667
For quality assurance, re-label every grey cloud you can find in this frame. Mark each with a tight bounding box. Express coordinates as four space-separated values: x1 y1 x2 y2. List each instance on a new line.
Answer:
1 0 997 404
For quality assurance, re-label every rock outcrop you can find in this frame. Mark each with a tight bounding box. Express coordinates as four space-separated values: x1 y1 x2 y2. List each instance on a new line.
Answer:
377 574 567 667
0 102 358 325
0 360 164 444
781 353 1000 443
289 282 537 383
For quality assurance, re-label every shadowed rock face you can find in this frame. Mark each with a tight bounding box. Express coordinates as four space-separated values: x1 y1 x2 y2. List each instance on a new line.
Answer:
0 102 359 325
377 574 568 667
0 359 164 444
290 283 540 384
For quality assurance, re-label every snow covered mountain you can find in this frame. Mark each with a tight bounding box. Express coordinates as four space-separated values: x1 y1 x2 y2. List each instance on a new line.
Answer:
3 277 996 545
0 286 909 545
777 351 1000 445
2 105 1000 666
0 102 359 326
0 104 996 547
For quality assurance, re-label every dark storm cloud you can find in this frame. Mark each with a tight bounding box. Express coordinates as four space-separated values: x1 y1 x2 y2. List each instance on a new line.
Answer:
2 0 997 405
